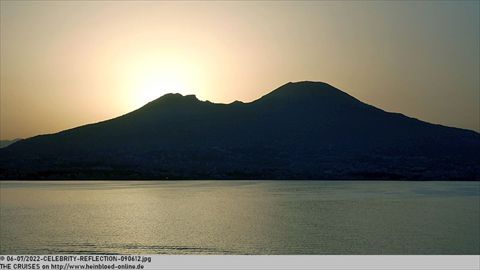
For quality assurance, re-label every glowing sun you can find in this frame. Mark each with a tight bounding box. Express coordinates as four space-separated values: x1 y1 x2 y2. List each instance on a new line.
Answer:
127 54 200 108
137 69 190 105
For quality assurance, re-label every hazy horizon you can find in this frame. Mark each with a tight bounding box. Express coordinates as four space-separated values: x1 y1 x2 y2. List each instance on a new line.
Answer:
1 1 479 140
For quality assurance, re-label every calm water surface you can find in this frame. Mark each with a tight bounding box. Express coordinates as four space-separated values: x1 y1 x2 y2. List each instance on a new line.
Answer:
0 181 479 254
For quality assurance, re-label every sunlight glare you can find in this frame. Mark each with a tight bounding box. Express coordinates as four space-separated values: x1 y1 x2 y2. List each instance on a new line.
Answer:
128 54 199 108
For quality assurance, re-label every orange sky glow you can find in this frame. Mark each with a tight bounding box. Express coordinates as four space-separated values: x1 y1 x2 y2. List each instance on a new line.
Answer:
1 1 479 140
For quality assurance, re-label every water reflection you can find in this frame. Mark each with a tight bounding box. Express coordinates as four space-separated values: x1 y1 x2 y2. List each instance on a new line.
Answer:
1 181 479 254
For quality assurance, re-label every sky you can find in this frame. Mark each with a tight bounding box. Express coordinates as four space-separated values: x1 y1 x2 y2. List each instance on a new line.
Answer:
1 1 479 140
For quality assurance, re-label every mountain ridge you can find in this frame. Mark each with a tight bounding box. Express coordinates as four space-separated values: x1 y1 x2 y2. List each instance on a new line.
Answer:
1 81 479 180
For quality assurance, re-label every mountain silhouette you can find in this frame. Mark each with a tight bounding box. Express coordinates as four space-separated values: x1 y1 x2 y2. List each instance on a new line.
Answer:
1 81 479 180
0 138 22 149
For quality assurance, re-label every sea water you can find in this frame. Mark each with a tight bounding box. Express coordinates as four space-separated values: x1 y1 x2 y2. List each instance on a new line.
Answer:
0 181 478 254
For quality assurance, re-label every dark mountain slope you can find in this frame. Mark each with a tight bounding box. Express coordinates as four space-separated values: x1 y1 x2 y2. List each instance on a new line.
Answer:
1 81 479 179
0 138 22 149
